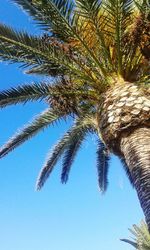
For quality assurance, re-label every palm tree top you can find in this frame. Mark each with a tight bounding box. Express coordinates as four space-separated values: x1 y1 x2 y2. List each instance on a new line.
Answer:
0 0 149 190
1 0 149 83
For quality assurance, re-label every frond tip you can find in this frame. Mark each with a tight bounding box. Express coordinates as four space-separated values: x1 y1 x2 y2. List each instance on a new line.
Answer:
61 131 86 184
96 140 110 194
36 116 93 190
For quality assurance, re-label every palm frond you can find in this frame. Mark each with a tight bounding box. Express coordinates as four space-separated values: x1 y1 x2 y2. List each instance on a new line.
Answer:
0 109 62 158
75 0 113 69
0 24 69 75
36 115 93 190
96 140 110 193
121 220 150 249
0 23 104 80
122 12 150 81
61 130 87 183
0 79 99 114
75 0 101 18
12 0 75 39
134 0 150 14
0 82 50 108
133 222 150 245
121 239 138 248
102 0 135 74
24 63 62 75
13 0 108 77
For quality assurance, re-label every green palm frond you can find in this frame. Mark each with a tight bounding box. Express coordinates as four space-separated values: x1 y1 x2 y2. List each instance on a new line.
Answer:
0 79 99 116
134 0 150 14
2 0 149 80
0 24 71 75
75 0 101 18
0 24 48 62
121 221 150 250
13 0 75 40
61 131 87 183
102 0 135 74
36 116 93 190
75 0 113 69
0 109 62 158
0 82 50 108
0 23 108 80
121 3 149 80
96 140 110 193
14 0 108 77
24 63 62 76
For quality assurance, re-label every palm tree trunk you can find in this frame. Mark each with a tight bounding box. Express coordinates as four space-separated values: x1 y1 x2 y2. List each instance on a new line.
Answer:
120 127 150 232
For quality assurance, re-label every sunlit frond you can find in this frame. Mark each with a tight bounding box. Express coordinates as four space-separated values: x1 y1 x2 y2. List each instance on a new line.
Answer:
75 0 113 69
12 0 75 40
101 0 135 74
121 220 150 249
0 24 74 76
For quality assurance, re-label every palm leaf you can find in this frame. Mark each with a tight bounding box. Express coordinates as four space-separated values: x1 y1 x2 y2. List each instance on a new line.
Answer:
75 0 113 69
134 0 150 14
24 63 63 75
0 24 47 62
0 109 62 158
13 0 108 77
121 239 138 248
0 23 104 80
102 0 135 74
0 24 69 75
96 140 110 193
61 130 87 183
12 0 75 39
36 116 93 189
121 221 150 249
121 9 149 81
0 82 50 108
0 80 99 111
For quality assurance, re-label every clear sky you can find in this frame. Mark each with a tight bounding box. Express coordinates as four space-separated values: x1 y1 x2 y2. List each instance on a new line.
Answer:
0 1 144 250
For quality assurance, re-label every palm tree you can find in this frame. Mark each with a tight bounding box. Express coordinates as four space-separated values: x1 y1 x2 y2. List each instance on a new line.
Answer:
0 0 149 230
121 220 150 250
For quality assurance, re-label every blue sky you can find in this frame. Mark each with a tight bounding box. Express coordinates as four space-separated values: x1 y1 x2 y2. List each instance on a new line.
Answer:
0 1 144 250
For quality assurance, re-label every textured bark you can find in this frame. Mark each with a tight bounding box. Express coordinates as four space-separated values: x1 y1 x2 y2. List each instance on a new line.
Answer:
99 82 150 230
120 127 150 232
100 82 150 154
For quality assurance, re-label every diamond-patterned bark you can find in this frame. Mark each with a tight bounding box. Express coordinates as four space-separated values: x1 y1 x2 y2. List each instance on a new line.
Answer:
100 83 150 153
